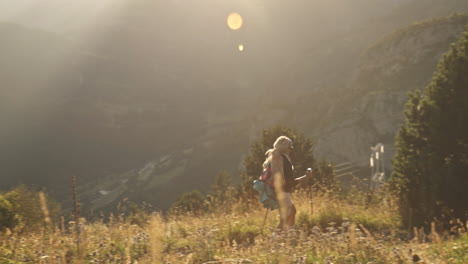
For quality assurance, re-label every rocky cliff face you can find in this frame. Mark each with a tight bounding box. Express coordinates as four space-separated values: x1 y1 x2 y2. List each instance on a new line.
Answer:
314 14 468 170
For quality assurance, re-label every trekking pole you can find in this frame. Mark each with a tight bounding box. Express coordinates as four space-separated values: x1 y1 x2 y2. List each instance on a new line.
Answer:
294 168 314 214
307 168 313 214
261 208 269 234
309 181 313 215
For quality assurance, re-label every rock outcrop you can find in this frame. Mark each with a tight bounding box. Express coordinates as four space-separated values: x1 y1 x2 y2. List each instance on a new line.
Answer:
314 14 468 169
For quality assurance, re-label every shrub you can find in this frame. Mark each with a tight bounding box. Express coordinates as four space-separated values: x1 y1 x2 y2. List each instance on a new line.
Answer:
0 196 17 231
241 125 316 198
222 222 260 247
169 190 207 215
1 186 60 231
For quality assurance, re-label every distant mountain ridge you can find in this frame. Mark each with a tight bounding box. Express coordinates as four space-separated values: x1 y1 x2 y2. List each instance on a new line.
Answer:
80 14 468 212
1 0 468 211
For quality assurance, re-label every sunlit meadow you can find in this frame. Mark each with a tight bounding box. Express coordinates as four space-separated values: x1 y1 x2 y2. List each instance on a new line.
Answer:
1 187 466 264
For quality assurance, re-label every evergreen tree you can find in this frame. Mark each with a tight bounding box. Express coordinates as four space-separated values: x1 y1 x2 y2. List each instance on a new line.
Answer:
0 195 17 231
212 170 232 195
170 190 207 215
211 170 234 205
240 125 316 198
391 30 468 227
0 186 60 231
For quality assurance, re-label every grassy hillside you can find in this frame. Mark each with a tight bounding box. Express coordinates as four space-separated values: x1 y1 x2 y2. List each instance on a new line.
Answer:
1 189 466 263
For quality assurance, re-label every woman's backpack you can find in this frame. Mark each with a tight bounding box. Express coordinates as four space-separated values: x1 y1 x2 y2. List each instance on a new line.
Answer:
253 161 279 210
253 180 279 210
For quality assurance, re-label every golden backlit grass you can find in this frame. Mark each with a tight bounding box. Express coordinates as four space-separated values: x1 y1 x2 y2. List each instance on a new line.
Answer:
0 190 466 264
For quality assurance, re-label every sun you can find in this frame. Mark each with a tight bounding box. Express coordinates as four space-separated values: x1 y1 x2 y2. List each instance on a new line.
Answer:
227 13 243 31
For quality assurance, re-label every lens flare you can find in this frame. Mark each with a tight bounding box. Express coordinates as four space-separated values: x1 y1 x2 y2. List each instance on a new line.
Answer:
227 13 243 30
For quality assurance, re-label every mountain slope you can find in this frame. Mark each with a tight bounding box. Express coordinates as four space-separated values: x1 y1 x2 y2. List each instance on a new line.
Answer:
78 15 468 212
314 14 468 168
1 1 468 211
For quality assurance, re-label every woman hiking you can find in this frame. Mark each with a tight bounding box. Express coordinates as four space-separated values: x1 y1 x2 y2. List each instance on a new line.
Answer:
264 136 297 231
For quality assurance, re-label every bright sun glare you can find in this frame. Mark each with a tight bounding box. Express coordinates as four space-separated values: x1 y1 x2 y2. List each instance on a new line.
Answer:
227 12 243 30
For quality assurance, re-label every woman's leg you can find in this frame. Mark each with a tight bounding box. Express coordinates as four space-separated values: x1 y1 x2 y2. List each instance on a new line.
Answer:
276 218 284 231
287 204 296 227
277 192 295 231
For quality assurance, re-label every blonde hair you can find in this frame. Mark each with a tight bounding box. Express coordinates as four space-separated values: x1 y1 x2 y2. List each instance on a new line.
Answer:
264 136 293 167
273 136 293 151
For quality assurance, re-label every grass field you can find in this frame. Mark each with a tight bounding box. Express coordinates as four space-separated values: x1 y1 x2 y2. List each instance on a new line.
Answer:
0 189 466 264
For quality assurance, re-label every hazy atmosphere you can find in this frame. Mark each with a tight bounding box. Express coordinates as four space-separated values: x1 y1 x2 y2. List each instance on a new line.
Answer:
0 1 467 263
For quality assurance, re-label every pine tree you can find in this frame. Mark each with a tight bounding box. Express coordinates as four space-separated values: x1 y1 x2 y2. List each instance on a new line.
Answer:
240 125 316 198
391 30 468 227
170 190 207 215
0 195 17 231
211 170 233 203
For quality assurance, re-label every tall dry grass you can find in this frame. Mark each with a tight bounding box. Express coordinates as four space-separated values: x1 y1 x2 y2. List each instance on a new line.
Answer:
0 190 466 263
